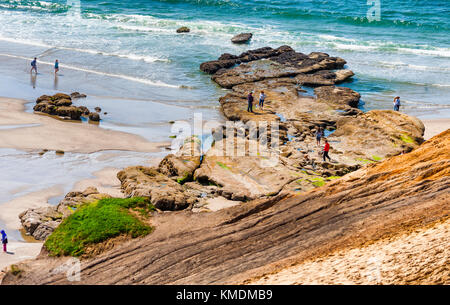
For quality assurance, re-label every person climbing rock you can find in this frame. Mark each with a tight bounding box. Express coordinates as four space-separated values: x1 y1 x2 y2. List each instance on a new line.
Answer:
323 139 331 162
394 96 401 111
1 230 8 253
247 91 254 113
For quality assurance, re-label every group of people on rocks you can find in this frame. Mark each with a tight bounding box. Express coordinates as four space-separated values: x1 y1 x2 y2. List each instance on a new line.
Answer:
245 90 404 163
246 91 265 113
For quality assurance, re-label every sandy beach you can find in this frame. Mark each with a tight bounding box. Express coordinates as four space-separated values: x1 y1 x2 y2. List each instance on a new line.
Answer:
422 118 450 140
0 97 169 154
0 96 169 277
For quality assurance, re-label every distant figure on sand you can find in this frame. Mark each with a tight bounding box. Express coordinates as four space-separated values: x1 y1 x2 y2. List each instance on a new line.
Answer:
259 91 266 110
394 96 401 111
247 91 254 113
316 127 324 146
323 139 331 162
54 59 59 75
30 57 37 74
1 230 7 253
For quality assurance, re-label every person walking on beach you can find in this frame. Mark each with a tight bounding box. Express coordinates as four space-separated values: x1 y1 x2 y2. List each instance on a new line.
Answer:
316 127 324 146
259 91 266 110
1 230 7 253
247 91 254 113
323 139 331 162
393 96 401 111
30 57 37 74
54 59 59 75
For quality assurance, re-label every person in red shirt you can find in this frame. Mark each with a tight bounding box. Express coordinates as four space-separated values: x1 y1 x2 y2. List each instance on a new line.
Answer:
323 139 331 162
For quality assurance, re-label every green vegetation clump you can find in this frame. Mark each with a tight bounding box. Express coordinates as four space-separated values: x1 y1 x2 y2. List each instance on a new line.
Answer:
216 161 231 170
327 176 341 180
372 155 383 161
177 172 191 185
10 265 23 277
356 158 376 164
400 134 415 144
45 197 154 257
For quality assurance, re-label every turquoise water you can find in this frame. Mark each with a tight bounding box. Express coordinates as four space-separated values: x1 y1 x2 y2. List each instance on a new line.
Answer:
0 0 449 116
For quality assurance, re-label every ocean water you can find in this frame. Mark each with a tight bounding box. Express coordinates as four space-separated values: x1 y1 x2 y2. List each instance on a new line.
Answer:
0 0 448 119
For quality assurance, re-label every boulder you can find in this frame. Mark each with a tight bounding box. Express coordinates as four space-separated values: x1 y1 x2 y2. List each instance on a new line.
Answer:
158 136 202 183
52 93 72 101
176 26 190 33
55 106 83 120
70 92 87 99
55 99 72 107
89 112 100 121
117 166 194 211
314 86 361 108
231 33 253 44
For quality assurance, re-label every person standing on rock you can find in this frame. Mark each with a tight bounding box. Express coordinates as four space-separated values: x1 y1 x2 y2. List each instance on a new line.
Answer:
247 91 254 113
316 128 324 146
1 230 7 253
259 91 266 110
30 57 37 74
323 139 331 162
394 96 401 111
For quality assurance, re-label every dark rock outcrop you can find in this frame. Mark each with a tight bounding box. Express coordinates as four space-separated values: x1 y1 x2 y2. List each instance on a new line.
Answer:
176 26 190 33
231 33 253 44
33 93 89 121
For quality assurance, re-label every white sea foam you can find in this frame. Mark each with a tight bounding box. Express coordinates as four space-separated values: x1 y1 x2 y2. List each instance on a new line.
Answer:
0 36 169 63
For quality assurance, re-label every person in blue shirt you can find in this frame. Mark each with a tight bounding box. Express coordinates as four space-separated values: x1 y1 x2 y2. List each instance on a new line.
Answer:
1 230 7 253
393 96 401 111
54 59 59 75
30 57 37 74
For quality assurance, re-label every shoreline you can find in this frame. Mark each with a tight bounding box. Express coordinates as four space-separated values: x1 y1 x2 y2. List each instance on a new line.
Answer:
0 96 168 274
0 97 170 154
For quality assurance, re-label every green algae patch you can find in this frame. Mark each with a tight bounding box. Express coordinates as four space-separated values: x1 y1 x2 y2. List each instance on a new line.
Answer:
400 134 415 144
356 158 376 164
177 172 191 185
327 176 341 180
45 197 154 257
372 155 383 161
217 161 231 170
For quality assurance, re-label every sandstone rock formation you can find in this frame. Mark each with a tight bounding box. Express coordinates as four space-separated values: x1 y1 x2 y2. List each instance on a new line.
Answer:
6 130 449 285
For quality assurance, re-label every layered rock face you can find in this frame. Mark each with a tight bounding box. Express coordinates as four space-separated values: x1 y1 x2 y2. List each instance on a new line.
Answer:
19 188 111 241
6 130 449 285
33 93 98 121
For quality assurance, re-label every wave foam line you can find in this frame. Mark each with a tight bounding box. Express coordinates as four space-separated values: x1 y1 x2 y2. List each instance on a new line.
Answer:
0 53 179 88
0 36 169 63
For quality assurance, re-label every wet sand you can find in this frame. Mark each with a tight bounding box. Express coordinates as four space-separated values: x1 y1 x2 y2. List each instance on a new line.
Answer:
422 118 450 140
0 97 170 153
